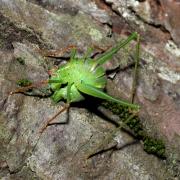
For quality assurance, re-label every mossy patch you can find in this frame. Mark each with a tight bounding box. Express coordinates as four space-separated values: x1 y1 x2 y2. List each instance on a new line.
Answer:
102 101 166 158
16 79 32 87
16 57 25 65
16 79 52 97
143 137 165 158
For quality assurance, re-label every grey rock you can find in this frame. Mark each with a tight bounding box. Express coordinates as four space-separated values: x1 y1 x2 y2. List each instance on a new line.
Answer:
0 0 178 179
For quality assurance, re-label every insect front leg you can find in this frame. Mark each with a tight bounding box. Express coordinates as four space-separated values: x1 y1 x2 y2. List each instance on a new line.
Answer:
10 80 49 95
92 32 139 70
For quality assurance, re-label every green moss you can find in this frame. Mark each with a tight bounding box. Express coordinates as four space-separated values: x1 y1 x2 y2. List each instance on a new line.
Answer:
102 101 166 158
16 57 25 65
16 79 52 97
16 79 32 87
143 137 165 158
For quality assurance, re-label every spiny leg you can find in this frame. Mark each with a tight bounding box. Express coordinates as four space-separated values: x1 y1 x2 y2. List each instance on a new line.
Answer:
39 83 73 134
38 45 76 58
77 81 139 109
87 114 137 158
130 34 140 104
92 32 139 71
10 80 49 95
10 44 76 95
86 33 141 158
39 103 70 134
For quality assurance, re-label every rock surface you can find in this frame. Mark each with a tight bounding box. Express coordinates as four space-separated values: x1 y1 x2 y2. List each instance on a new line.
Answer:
105 0 180 168
0 0 179 179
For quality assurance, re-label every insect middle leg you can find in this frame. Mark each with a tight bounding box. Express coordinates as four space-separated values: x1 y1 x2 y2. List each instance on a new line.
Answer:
39 103 70 133
39 83 73 134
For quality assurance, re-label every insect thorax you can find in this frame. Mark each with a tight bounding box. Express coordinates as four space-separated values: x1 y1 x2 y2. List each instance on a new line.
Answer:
49 58 107 102
55 58 106 88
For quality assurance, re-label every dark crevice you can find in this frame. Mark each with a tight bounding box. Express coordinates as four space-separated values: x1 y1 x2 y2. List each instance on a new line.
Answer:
88 139 139 159
4 162 39 179
98 0 172 41
28 0 79 16
0 13 49 50
99 0 138 34
0 96 8 112
129 6 170 34
5 161 24 175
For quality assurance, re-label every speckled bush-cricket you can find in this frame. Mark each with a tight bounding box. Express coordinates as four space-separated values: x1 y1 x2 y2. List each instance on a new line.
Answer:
11 32 140 133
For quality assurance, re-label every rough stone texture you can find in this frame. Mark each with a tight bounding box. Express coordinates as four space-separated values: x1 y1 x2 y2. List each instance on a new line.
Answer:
160 0 180 47
105 0 180 173
29 0 111 24
0 0 179 179
106 0 180 47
